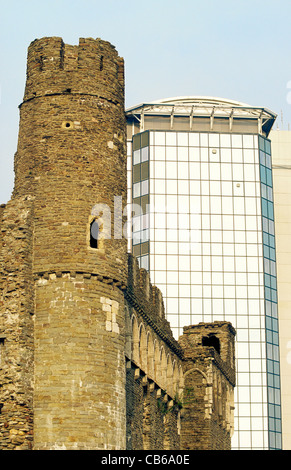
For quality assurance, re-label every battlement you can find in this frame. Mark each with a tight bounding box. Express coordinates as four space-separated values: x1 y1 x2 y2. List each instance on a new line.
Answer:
22 37 124 104
127 253 180 352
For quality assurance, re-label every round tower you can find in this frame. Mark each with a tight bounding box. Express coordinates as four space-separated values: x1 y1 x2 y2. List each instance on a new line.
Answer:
15 37 127 449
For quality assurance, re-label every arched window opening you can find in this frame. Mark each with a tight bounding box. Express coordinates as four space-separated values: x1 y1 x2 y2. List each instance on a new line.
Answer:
90 219 100 249
202 334 220 355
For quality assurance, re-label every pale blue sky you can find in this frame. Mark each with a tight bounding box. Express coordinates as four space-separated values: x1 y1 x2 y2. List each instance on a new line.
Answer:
1 0 291 202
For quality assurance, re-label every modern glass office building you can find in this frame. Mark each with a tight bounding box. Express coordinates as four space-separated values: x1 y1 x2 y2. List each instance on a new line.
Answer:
126 97 282 450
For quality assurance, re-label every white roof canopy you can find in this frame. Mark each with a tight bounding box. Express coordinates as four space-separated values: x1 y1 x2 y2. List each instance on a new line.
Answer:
126 96 277 136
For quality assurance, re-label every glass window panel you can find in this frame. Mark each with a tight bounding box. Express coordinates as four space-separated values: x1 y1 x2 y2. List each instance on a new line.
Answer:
265 139 271 155
166 161 177 179
209 181 221 196
167 229 179 241
260 165 266 184
154 132 165 145
245 215 257 231
266 154 271 168
236 299 248 314
266 168 273 187
155 146 166 160
141 146 149 162
220 134 231 147
232 149 243 163
243 134 254 149
243 149 255 164
190 182 201 195
179 256 190 270
166 132 176 146
133 149 141 165
167 298 179 312
178 213 189 228
221 181 233 196
133 182 140 198
189 133 199 146
139 255 149 270
178 195 189 213
141 161 149 180
233 164 244 181
201 162 209 179
212 286 224 299
166 146 177 161
232 134 243 148
177 147 188 161
208 133 220 147
154 161 166 178
236 257 247 272
210 196 221 214
154 228 166 241
154 194 166 213
177 132 188 146
223 231 234 243
212 256 223 271
261 198 268 218
222 197 233 214
166 255 179 270
178 162 189 179
211 215 222 230
223 244 234 256
189 162 200 179
260 150 266 166
244 182 256 196
166 195 178 212
154 179 165 194
245 197 257 215
154 254 167 270
189 147 200 161
224 257 235 271
244 164 255 181
154 212 166 229
201 196 210 212
141 180 149 196
201 181 210 195
133 164 140 183
199 133 208 147
234 231 246 243
166 179 177 194
220 148 232 162
233 197 245 215
221 163 232 180
200 148 208 161
209 162 221 180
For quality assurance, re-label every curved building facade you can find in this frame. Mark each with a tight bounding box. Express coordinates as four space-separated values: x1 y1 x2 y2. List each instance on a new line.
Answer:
126 96 282 449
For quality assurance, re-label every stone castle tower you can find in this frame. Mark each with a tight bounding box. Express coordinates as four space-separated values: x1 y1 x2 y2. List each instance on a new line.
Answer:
0 37 236 451
0 37 128 450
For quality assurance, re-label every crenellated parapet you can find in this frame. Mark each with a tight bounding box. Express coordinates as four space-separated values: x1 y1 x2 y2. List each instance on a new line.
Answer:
23 37 124 105
126 253 181 355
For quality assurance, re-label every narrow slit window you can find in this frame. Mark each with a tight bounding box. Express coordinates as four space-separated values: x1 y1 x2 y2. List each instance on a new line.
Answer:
90 219 100 249
0 337 5 366
100 55 104 71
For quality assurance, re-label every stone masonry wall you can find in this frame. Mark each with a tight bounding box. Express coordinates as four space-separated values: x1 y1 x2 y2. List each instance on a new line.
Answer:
179 322 236 450
0 197 34 449
125 255 183 450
